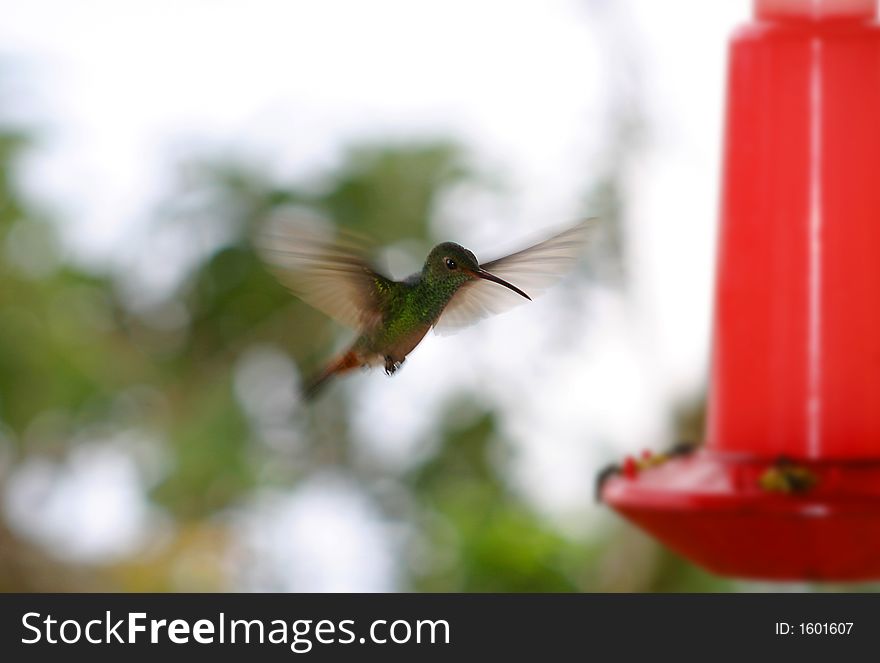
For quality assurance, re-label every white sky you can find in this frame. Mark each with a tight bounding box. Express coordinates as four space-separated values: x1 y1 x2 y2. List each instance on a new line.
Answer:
1 0 752 589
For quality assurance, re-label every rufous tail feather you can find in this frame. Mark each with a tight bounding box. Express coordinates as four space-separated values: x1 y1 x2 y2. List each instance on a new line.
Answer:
303 351 361 400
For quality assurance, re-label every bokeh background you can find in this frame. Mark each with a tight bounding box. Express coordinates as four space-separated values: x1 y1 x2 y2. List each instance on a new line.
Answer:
1 0 851 592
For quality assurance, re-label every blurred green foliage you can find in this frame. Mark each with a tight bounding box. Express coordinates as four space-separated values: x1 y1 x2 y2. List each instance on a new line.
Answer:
0 117 739 592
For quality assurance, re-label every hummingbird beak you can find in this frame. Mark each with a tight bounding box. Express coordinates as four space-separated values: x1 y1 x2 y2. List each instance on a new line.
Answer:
473 268 531 300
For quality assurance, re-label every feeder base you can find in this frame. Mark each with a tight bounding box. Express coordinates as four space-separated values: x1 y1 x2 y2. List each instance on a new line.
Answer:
602 450 880 581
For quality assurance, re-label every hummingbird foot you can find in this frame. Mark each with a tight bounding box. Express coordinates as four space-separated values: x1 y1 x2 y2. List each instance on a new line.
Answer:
384 356 404 376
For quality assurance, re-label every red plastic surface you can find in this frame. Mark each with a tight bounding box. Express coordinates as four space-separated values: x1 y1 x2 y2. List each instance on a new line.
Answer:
604 451 880 580
603 0 880 580
712 12 880 461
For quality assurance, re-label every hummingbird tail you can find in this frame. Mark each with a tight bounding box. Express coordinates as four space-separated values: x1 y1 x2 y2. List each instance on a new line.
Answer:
302 351 362 400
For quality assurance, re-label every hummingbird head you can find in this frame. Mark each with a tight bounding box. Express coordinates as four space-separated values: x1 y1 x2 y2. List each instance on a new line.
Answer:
422 242 531 300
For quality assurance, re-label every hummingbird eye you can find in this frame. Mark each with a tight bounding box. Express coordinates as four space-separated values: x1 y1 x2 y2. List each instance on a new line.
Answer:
445 258 457 270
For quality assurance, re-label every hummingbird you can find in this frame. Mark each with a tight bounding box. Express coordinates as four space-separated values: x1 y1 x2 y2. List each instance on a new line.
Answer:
258 217 594 398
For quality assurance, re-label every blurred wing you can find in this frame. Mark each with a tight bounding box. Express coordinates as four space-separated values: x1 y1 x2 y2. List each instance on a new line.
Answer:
434 218 595 335
257 219 395 330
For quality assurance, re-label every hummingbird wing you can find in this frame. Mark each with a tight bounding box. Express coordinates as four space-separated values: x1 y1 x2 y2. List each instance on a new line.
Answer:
433 218 595 335
257 218 395 331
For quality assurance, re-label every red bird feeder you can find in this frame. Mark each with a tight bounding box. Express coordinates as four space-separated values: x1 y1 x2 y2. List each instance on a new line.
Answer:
602 0 880 580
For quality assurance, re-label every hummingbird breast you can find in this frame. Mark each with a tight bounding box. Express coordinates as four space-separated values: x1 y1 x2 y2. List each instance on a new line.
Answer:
358 276 450 364
374 322 432 363
361 309 432 364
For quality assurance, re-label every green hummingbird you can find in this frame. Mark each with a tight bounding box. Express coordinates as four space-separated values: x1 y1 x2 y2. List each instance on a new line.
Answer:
259 217 593 398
